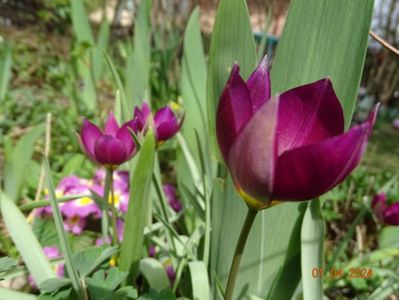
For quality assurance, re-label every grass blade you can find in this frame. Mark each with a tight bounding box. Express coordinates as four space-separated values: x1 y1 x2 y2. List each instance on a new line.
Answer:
189 261 210 300
119 129 155 281
0 44 12 102
43 158 84 299
0 192 55 286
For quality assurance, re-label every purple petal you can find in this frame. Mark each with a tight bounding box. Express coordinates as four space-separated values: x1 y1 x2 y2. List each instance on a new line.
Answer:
272 107 378 201
154 107 179 142
227 97 279 204
80 119 103 161
216 64 253 162
246 55 271 112
383 203 399 225
104 112 120 137
372 193 388 222
134 102 151 131
276 79 345 156
117 123 136 158
94 135 128 166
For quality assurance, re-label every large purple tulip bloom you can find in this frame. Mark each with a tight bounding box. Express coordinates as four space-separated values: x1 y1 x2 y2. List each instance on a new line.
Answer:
133 102 183 143
372 193 399 225
79 112 138 168
216 56 378 210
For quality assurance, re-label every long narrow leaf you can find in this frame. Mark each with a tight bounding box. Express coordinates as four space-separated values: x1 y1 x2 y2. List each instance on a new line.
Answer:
0 44 12 102
189 261 210 300
0 192 55 286
43 158 83 298
119 129 155 281
0 288 37 300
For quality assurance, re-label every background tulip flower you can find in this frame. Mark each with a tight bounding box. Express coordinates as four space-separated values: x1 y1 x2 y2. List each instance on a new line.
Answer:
372 193 399 225
133 102 183 143
78 112 137 168
217 56 378 210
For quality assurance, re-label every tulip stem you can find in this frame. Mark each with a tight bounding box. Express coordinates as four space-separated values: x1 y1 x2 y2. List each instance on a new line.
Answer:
108 169 120 250
224 208 258 300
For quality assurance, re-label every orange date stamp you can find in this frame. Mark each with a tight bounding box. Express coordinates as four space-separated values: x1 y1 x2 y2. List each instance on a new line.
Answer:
311 267 373 279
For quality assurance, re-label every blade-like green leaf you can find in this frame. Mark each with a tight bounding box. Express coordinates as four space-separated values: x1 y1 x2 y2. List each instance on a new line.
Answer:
44 158 83 299
4 124 45 200
0 192 55 286
139 258 170 292
125 0 152 109
93 19 110 82
271 0 374 126
188 261 210 300
206 0 256 159
70 0 94 44
119 129 155 281
301 199 324 300
0 44 12 102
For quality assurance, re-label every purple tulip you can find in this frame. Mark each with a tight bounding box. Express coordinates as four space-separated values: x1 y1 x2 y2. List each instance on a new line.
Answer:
78 112 138 168
216 56 378 210
372 193 399 225
133 102 183 143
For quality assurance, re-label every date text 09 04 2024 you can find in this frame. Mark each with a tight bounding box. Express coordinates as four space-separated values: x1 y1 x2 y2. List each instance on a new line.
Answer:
311 267 373 279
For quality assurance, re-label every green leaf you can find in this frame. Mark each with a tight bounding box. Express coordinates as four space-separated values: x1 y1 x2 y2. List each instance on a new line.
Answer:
119 130 155 281
206 0 256 159
72 246 119 277
70 0 94 45
0 256 17 278
93 19 110 82
0 288 37 300
0 192 55 286
43 159 83 299
271 0 374 126
301 199 324 300
39 278 72 294
0 43 12 102
378 226 399 249
113 286 138 299
125 0 152 109
138 288 176 300
139 258 170 292
4 124 45 200
87 268 128 299
188 261 210 300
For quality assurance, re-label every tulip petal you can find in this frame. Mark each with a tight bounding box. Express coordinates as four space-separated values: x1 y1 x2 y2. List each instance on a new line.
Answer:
276 79 345 156
80 119 103 161
117 124 136 158
104 112 120 137
246 55 271 112
154 106 179 141
273 107 378 201
216 64 253 161
227 97 279 202
94 135 128 166
134 102 151 131
383 203 399 225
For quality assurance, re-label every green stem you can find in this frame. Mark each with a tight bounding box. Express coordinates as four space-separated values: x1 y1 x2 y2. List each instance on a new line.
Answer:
106 169 119 249
224 208 258 300
19 194 89 212
102 169 112 243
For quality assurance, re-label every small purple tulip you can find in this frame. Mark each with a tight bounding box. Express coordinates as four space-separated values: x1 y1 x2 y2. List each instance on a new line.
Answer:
163 184 183 212
372 193 399 225
133 102 183 143
217 55 378 210
78 112 138 168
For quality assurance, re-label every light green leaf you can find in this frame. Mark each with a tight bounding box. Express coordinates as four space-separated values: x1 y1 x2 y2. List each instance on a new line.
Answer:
0 288 37 300
119 129 155 281
92 19 110 82
188 261 210 300
70 0 94 44
0 192 55 286
4 124 45 200
125 0 152 109
0 44 12 102
39 278 72 294
271 0 374 126
379 226 399 249
301 199 324 300
139 258 170 291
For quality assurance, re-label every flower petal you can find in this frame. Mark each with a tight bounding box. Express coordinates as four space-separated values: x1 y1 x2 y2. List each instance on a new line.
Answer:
276 79 345 156
117 123 136 158
80 119 103 161
94 135 128 166
273 107 378 201
134 102 151 131
246 55 271 112
227 97 279 203
383 203 399 225
154 106 179 142
104 112 120 137
216 64 253 161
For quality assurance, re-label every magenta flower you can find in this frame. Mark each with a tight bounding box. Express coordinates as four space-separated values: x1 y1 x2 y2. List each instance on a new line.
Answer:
78 112 138 168
372 193 399 225
133 102 183 143
64 215 87 234
163 184 182 212
217 56 378 210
